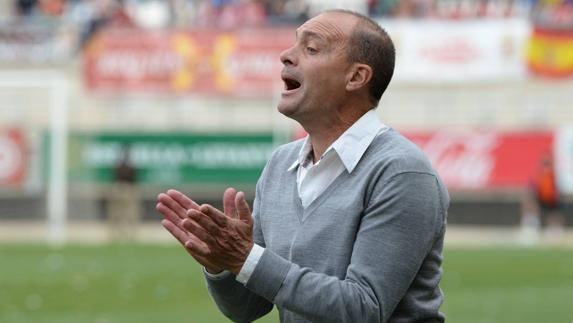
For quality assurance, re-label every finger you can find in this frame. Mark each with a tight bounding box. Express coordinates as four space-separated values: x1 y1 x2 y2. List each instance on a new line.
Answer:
184 239 211 257
161 219 190 246
157 202 183 226
223 187 237 218
158 193 188 219
188 209 221 236
162 218 209 251
200 204 228 228
235 191 252 224
182 218 215 246
167 189 200 210
165 220 214 267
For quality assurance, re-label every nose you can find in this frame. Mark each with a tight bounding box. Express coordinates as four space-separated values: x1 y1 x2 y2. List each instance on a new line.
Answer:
280 46 296 66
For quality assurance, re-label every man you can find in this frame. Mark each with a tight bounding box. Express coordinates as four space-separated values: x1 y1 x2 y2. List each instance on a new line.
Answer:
519 153 565 244
108 146 140 241
157 9 449 323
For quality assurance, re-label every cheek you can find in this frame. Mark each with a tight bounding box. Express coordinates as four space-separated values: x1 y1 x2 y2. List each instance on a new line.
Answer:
309 70 341 89
302 60 348 96
314 73 346 96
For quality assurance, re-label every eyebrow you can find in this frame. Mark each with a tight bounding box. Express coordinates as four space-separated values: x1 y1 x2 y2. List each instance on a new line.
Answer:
295 30 325 42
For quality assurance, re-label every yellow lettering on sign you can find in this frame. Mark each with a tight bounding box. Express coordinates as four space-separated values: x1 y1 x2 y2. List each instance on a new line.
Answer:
171 33 199 91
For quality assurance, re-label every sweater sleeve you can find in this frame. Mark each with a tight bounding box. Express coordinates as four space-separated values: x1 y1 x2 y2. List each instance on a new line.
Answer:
244 172 446 323
204 170 274 323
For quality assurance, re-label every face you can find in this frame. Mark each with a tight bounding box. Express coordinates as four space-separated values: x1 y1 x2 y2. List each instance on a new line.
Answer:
278 12 357 122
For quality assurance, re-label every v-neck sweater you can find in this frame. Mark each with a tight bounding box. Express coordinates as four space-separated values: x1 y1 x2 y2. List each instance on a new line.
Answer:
205 128 449 323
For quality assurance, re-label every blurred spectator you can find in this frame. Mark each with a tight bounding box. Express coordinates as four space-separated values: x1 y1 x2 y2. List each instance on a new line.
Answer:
15 0 38 16
126 0 173 29
170 0 197 26
38 0 66 17
107 146 140 242
396 0 432 18
531 0 573 29
369 0 398 16
196 0 266 29
519 153 566 245
78 0 134 49
14 0 68 21
262 0 309 25
369 0 529 19
8 0 538 32
306 0 367 17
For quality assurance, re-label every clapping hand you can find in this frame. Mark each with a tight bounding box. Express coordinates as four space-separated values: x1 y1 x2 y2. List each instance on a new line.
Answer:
156 188 254 275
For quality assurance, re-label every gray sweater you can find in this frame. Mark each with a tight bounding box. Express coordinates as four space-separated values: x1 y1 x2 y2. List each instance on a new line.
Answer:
205 129 449 323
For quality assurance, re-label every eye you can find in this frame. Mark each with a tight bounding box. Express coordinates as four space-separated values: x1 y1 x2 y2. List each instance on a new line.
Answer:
306 47 318 54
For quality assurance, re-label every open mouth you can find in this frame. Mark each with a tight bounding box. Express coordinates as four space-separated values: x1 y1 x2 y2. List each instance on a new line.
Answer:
282 74 302 93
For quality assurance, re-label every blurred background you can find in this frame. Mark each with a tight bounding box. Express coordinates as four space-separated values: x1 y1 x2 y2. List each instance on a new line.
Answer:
0 0 572 322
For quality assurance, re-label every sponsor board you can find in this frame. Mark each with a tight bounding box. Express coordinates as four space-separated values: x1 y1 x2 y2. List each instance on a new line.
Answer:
85 20 534 95
45 132 280 184
0 129 26 185
84 28 291 96
293 128 554 191
405 130 553 190
381 19 529 82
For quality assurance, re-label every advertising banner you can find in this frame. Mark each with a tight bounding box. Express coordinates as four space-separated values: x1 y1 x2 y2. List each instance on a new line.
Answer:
84 21 535 92
45 132 279 185
381 19 529 82
0 128 26 186
84 28 291 96
404 130 553 190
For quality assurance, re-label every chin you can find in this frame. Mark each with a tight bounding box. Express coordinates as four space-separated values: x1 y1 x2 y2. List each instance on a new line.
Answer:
277 100 298 118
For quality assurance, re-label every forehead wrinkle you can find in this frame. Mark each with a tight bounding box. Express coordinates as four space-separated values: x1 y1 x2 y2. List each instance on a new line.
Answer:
296 30 325 43
297 18 348 44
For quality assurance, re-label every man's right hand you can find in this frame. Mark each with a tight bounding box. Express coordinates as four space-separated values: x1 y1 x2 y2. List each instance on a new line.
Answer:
156 188 243 274
156 189 224 274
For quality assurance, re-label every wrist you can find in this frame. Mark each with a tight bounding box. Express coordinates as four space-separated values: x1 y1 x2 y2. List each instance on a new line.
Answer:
230 241 254 275
203 267 232 281
205 266 224 275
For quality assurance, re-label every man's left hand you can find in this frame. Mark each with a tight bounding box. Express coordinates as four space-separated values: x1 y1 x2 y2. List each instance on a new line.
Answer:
181 190 254 276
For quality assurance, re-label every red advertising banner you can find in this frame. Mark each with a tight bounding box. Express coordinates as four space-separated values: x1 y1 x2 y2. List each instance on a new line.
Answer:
292 128 553 190
0 128 26 186
404 130 554 190
84 28 293 96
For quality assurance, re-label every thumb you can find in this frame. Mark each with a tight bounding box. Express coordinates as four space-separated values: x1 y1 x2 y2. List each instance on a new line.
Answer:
235 191 252 224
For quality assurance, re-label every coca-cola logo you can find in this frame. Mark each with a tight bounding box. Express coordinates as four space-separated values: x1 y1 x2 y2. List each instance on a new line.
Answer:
0 132 25 183
411 131 500 189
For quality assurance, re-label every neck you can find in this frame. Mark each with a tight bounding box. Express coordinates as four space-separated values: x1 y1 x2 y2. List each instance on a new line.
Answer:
308 129 344 163
304 108 368 163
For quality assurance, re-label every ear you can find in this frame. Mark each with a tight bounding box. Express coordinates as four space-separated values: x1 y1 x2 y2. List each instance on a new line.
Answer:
345 63 372 93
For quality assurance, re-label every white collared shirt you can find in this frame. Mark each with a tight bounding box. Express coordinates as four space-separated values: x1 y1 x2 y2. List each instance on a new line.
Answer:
288 109 388 209
207 109 388 284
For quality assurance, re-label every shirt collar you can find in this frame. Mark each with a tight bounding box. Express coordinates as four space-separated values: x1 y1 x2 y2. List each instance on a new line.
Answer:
331 109 386 173
287 135 313 171
288 109 386 173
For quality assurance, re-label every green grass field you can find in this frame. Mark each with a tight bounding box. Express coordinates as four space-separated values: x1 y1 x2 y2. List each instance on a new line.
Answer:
1 244 572 323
